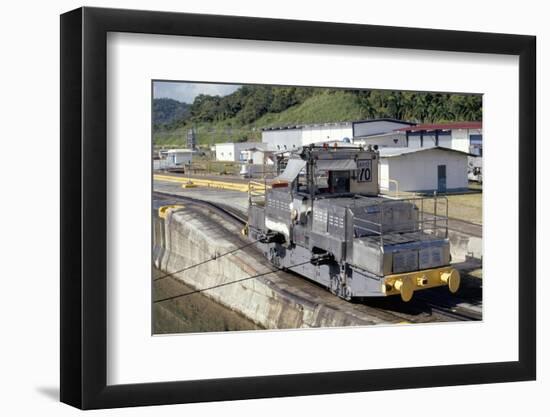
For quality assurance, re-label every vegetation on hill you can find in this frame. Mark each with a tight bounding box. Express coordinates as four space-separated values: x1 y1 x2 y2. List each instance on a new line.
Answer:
153 85 482 147
153 98 190 130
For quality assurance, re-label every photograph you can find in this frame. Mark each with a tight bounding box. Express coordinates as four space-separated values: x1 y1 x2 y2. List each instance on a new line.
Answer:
151 81 484 334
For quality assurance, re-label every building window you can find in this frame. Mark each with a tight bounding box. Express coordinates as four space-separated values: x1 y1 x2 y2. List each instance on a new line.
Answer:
469 134 482 145
469 134 483 156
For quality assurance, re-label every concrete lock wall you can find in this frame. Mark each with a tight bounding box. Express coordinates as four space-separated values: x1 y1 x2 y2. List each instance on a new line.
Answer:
153 208 383 330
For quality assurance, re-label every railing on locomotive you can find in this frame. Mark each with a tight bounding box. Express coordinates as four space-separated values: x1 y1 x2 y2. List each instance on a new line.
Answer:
351 195 449 245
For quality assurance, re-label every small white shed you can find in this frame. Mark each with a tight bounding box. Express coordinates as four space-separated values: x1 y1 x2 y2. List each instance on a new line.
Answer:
378 146 470 193
164 149 193 166
215 142 251 162
240 146 275 165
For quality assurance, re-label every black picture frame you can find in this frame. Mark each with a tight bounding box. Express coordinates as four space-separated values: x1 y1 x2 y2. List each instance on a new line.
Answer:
60 6 536 410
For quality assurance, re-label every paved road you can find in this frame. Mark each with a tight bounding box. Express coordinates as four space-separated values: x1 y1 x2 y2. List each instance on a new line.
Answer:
155 170 274 184
154 179 250 212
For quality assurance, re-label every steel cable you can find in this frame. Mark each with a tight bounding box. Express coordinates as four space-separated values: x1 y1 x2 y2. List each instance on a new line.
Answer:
153 238 261 282
153 260 310 303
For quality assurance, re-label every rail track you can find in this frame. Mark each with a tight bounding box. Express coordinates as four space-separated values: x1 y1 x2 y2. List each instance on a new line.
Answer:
153 190 481 324
154 191 248 224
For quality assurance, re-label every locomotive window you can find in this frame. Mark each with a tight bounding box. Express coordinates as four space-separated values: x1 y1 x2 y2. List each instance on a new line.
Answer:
329 171 350 193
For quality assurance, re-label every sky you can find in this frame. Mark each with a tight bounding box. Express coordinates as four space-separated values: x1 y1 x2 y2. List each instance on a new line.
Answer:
153 81 241 103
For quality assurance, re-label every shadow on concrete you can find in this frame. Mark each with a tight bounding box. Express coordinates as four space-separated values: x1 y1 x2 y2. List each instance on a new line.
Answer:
36 386 59 401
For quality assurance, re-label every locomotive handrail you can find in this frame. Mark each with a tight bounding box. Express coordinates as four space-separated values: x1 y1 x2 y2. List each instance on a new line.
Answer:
351 195 449 245
354 217 449 236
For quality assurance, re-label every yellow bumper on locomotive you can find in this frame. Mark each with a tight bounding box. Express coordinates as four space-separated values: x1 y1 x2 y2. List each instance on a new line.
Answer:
381 266 460 302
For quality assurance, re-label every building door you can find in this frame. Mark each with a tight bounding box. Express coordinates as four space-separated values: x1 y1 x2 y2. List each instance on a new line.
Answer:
437 165 447 193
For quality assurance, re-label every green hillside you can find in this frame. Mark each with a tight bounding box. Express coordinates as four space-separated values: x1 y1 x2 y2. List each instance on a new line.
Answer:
154 91 364 147
253 91 365 127
154 123 261 147
153 86 482 148
153 98 189 130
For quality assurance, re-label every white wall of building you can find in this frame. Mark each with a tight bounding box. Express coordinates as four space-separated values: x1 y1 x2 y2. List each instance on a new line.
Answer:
438 133 453 148
158 149 193 166
380 149 468 192
379 158 390 189
406 129 481 153
447 128 482 153
301 124 353 144
422 133 437 147
358 133 407 148
450 128 470 153
169 151 192 165
353 120 411 137
215 142 250 162
262 120 415 151
262 125 353 150
408 135 421 148
240 149 274 165
262 129 302 151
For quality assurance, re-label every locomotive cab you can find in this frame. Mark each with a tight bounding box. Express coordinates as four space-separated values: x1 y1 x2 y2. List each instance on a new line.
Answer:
247 144 460 302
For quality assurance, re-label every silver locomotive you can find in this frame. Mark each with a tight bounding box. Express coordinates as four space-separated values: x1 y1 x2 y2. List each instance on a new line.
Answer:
246 144 460 302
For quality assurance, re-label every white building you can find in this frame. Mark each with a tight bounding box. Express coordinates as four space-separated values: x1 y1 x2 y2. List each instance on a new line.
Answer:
378 146 470 193
154 148 194 170
162 149 193 166
215 142 253 162
240 144 275 165
238 144 277 178
261 119 414 151
362 122 483 155
354 131 408 148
